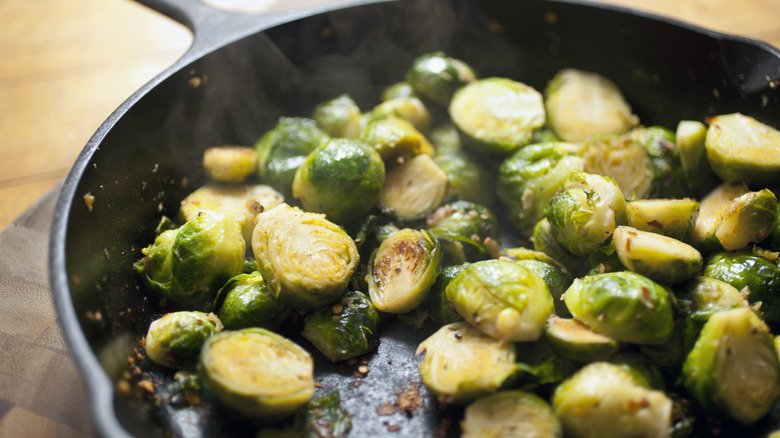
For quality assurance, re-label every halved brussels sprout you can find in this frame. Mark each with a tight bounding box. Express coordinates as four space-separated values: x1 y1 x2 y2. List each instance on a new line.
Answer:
367 228 441 314
405 51 476 106
255 117 330 197
416 322 517 404
213 272 280 331
434 148 497 206
682 307 780 424
202 145 258 182
145 311 222 369
302 291 380 362
703 249 780 327
198 328 315 420
252 204 359 311
449 77 546 155
378 154 449 222
366 96 432 133
312 94 363 138
630 126 688 199
426 263 468 325
613 225 703 284
544 315 619 362
626 198 699 243
358 115 434 163
291 138 385 224
427 201 501 263
445 259 554 342
544 68 639 142
552 362 673 438
461 391 562 438
563 271 674 345
693 182 778 252
581 134 654 200
705 113 780 185
498 142 585 235
179 182 284 244
504 247 574 317
546 172 627 257
676 119 720 197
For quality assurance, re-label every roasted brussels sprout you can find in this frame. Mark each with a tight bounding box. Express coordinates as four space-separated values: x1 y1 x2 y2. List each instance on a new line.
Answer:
445 259 554 342
366 96 432 133
544 315 619 362
613 225 703 284
145 311 222 369
461 391 562 438
367 228 441 314
564 271 674 344
292 138 385 224
252 204 359 311
498 142 585 234
449 77 546 155
631 126 688 199
198 328 315 420
530 217 590 277
255 117 330 197
705 112 780 186
213 272 280 331
546 172 627 257
693 182 778 252
405 51 476 106
626 198 699 243
378 154 449 222
544 68 639 142
416 322 517 404
703 249 780 327
202 145 258 182
581 133 654 200
134 227 178 300
433 147 497 206
675 276 749 317
552 362 672 438
682 307 780 424
676 119 720 197
302 291 380 362
504 247 574 317
427 201 501 263
358 115 433 163
179 182 284 244
426 262 467 325
312 94 363 138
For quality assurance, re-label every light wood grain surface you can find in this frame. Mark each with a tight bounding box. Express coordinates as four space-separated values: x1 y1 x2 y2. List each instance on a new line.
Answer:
1 0 779 232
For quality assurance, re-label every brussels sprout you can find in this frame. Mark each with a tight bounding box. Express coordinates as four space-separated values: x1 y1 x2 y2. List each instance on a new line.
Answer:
255 117 330 197
613 225 703 284
552 362 673 438
498 142 585 234
358 115 434 163
302 291 380 362
416 322 517 404
145 311 222 369
202 145 258 182
366 96 432 133
367 228 442 314
179 182 284 244
546 172 627 257
198 328 315 419
405 51 476 106
134 227 178 299
581 134 654 200
705 112 780 186
381 81 417 101
703 249 780 327
676 120 720 197
631 126 688 199
426 263 467 325
530 218 590 277
252 204 359 311
213 272 280 331
378 154 449 222
544 68 639 142
312 94 363 138
433 148 497 206
544 315 619 362
427 201 501 264
626 198 699 243
461 391 562 438
449 77 546 155
504 247 574 317
564 271 674 344
693 182 778 252
682 307 780 424
291 138 385 224
675 276 750 317
445 259 554 342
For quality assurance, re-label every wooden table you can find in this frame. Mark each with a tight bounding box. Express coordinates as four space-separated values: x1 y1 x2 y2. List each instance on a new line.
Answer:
0 0 778 436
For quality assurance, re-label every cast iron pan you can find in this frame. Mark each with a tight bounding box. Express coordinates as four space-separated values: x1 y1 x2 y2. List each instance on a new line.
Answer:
50 0 780 437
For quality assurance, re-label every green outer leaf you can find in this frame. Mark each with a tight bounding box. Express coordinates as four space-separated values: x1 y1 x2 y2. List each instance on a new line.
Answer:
302 291 380 362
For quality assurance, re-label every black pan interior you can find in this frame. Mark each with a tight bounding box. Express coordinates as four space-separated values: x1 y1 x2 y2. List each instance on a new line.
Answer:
53 0 780 437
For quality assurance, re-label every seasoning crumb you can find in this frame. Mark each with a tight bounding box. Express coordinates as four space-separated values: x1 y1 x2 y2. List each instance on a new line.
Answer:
116 379 132 396
358 365 370 375
137 379 155 393
86 310 103 322
347 358 358 366
83 192 95 212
